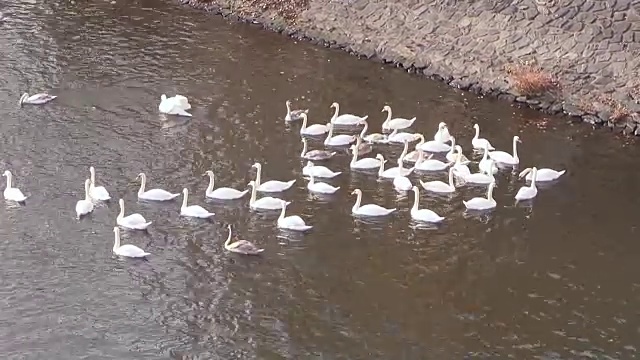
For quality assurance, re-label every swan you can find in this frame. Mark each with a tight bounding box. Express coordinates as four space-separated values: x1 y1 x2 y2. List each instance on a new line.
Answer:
515 167 539 201
445 137 471 164
330 102 368 126
377 143 414 178
414 149 452 171
172 95 191 110
159 94 192 117
2 170 27 202
301 138 336 161
89 166 111 201
136 173 180 201
351 189 396 217
299 113 329 136
117 199 152 230
420 124 452 153
324 122 357 146
472 124 495 151
433 122 452 143
419 167 456 194
381 105 416 131
410 186 445 223
359 120 387 144
303 161 342 178
247 180 289 210
403 134 426 163
112 227 150 258
351 136 373 156
519 167 566 182
393 176 412 192
463 182 497 210
224 225 264 255
387 128 421 144
451 147 471 178
349 144 382 170
285 100 308 122
19 92 57 107
489 135 521 165
180 188 215 218
277 200 313 231
479 142 499 175
75 179 94 219
464 160 496 185
203 170 248 200
307 174 340 194
252 162 296 192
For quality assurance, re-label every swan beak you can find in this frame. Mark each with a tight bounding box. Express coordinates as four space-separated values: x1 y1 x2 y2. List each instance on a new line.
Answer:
202 173 207 177
517 139 523 143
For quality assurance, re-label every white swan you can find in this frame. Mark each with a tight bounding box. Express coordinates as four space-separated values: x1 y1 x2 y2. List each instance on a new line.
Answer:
75 179 94 219
451 147 471 178
299 113 329 136
403 134 426 163
410 186 445 223
472 124 495 150
358 120 386 144
349 144 382 170
414 149 452 172
307 174 340 194
112 227 150 258
89 166 111 201
224 225 264 255
393 176 412 192
203 170 249 200
303 161 342 178
301 138 336 161
351 136 373 156
433 122 452 143
277 200 313 231
515 167 538 201
463 182 497 210
117 199 152 230
137 173 180 201
479 142 499 175
324 122 357 146
445 137 470 164
351 189 396 217
285 100 308 122
386 128 421 144
330 102 368 126
2 170 27 202
377 145 414 179
464 160 496 185
159 94 192 117
19 92 57 106
489 135 521 165
519 167 566 182
381 105 416 131
180 188 215 218
252 162 296 192
247 180 289 210
419 167 456 194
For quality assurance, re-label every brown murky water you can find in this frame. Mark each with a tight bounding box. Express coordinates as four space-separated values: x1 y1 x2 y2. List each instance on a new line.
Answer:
0 1 639 359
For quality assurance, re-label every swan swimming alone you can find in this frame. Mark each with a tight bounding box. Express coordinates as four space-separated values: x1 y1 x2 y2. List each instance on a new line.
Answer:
252 162 296 192
351 189 396 217
112 227 150 258
75 179 94 219
89 166 111 201
137 172 180 201
159 94 192 117
224 224 264 255
410 186 445 223
3 170 27 202
285 100 309 122
277 200 313 232
203 170 249 200
117 199 152 230
19 92 57 107
180 188 215 219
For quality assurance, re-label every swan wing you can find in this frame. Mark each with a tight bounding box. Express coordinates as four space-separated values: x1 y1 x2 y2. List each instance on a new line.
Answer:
257 180 295 192
141 188 180 200
333 114 366 125
90 186 111 200
209 187 247 199
75 199 93 216
117 244 150 258
253 197 287 210
5 188 27 201
412 208 444 222
356 204 396 216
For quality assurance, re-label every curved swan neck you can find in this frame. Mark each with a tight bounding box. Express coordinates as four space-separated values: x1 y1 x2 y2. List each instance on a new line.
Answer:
113 229 120 251
378 157 385 176
397 141 409 167
206 173 215 194
383 107 391 124
482 144 489 160
301 115 308 130
118 201 125 220
138 174 146 195
353 191 362 211
359 122 368 138
530 168 538 188
286 102 291 115
325 123 334 141
487 184 495 200
249 183 256 204
254 165 262 186
448 169 455 187
412 188 420 211
90 167 96 184
4 173 11 189
181 190 189 208
331 104 339 121
301 139 307 157
416 149 424 165
225 227 232 248
473 126 480 140
512 137 519 160
84 180 91 200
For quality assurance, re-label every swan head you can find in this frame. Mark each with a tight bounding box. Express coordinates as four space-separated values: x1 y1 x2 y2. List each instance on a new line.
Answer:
280 199 288 207
412 186 419 193
350 189 362 196
514 135 522 143
305 161 314 167
438 122 447 130
247 180 255 188
455 145 463 152
161 94 167 101
182 188 188 195
473 123 479 130
381 105 391 112
330 102 338 108
286 100 291 106
2 170 10 177
375 153 387 162
113 226 119 235
203 170 214 177
136 172 145 179
19 93 28 106
251 163 261 169
118 198 124 207
300 113 307 121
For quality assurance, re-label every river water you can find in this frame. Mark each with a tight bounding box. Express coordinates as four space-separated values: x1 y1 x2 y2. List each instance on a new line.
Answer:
0 1 638 359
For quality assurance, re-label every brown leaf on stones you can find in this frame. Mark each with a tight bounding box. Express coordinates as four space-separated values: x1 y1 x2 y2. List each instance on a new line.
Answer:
505 63 560 96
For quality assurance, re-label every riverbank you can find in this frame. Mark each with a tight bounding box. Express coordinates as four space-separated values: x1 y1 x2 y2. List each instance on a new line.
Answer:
182 0 640 136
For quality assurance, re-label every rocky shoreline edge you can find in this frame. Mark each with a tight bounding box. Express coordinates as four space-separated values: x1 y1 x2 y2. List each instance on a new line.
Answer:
179 0 640 137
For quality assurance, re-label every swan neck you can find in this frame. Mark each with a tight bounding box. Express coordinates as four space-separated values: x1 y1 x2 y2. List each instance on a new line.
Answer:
412 189 419 211
331 104 339 121
225 228 232 248
206 173 214 195
254 165 261 186
325 123 334 140
473 126 480 140
353 191 362 211
113 230 120 251
383 108 391 124
90 168 96 184
278 204 286 221
286 102 291 115
5 173 11 189
301 115 307 130
118 201 124 220
487 184 495 200
482 145 489 160
181 190 188 209
378 157 385 176
359 122 368 138
138 174 146 195
448 169 455 187
301 139 307 157
512 137 519 159
249 183 256 205
530 169 538 189
350 146 358 164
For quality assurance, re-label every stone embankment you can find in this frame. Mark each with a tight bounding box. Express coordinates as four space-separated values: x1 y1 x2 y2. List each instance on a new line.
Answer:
183 0 640 135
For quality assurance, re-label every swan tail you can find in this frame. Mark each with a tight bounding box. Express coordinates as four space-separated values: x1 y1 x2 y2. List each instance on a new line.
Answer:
557 170 566 176
176 109 192 117
287 180 296 186
360 115 369 121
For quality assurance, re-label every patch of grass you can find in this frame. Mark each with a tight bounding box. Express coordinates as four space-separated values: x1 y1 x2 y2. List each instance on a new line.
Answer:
505 62 560 96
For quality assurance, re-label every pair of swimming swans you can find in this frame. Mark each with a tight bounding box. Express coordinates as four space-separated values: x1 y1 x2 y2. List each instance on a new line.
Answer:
159 94 192 117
